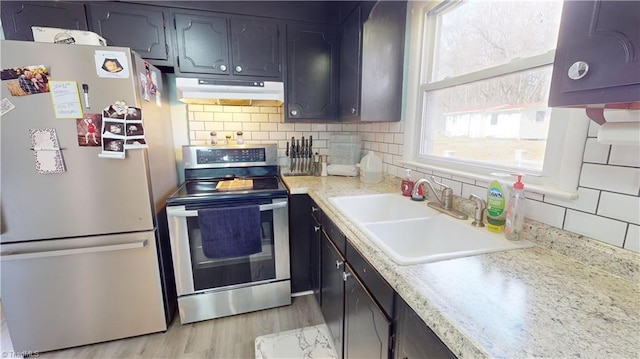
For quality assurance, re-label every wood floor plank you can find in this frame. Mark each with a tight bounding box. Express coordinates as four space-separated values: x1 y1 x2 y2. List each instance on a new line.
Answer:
1 295 324 359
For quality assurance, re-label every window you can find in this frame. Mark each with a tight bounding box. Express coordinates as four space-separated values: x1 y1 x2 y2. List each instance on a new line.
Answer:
403 0 589 197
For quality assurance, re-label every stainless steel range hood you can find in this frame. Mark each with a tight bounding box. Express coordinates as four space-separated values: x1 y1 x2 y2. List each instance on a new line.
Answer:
175 78 284 106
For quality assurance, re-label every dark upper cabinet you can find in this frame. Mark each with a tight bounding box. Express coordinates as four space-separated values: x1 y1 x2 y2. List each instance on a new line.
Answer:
0 1 87 41
356 1 407 122
338 6 362 120
174 12 229 75
87 2 173 66
549 0 640 109
394 296 456 359
174 11 281 79
286 23 339 121
230 18 280 78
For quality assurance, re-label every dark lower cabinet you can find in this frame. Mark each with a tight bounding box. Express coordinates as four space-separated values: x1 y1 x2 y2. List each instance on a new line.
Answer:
321 230 345 359
286 23 339 121
310 201 322 304
288 194 312 293
1 1 87 41
87 2 173 66
314 201 456 359
344 264 391 359
394 296 456 359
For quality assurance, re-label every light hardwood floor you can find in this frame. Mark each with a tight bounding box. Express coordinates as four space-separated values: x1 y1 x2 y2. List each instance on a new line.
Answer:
1 294 325 359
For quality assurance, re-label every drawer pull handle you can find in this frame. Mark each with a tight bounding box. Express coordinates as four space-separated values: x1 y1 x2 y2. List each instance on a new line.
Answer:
336 260 344 269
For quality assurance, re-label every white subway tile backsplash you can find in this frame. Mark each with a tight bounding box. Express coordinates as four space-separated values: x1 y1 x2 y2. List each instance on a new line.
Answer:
214 112 233 122
564 210 627 247
624 225 640 252
223 122 243 131
243 122 261 131
251 113 270 122
193 112 214 122
597 191 640 225
311 124 327 132
461 183 487 200
587 121 600 137
241 106 261 113
277 123 295 132
203 105 223 112
545 187 600 214
188 104 203 112
260 123 278 131
269 132 286 140
441 178 462 196
294 123 311 132
525 191 544 201
190 122 205 131
327 124 343 132
259 106 279 114
582 138 609 164
205 122 224 131
525 200 566 228
252 132 270 140
232 112 251 122
609 145 640 167
580 163 640 195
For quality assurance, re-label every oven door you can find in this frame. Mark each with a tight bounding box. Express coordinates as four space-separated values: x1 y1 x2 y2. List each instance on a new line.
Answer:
166 197 289 296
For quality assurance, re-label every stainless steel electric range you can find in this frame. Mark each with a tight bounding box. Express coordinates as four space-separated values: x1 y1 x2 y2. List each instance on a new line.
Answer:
165 143 290 324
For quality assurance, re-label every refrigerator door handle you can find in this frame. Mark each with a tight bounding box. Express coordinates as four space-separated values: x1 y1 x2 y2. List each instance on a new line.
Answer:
1 240 147 261
167 202 287 218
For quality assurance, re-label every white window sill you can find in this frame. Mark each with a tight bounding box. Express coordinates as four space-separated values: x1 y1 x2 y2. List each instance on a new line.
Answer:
398 159 579 200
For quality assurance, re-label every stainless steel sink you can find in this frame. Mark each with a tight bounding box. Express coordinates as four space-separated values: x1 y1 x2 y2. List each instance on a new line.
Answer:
329 193 534 265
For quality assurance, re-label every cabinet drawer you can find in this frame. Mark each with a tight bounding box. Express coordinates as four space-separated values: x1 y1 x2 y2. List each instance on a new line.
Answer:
322 213 346 256
346 241 394 318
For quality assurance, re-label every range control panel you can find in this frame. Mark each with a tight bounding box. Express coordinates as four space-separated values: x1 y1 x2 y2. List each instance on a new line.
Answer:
182 144 277 169
196 148 265 164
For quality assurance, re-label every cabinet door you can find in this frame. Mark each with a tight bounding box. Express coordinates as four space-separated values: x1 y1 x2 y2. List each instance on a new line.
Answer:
321 232 345 359
288 195 312 293
87 3 172 65
1 1 87 41
344 264 391 359
286 23 339 121
230 18 281 78
394 296 456 359
549 0 640 106
174 13 230 75
339 6 362 120
310 202 322 305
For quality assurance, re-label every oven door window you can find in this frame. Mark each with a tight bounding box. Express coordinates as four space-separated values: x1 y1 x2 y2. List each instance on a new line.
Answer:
186 205 276 291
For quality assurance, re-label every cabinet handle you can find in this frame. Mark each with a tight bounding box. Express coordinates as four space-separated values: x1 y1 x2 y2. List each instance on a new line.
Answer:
235 65 243 73
336 260 344 269
311 207 319 213
219 64 228 72
290 110 298 116
568 61 589 80
351 108 356 114
314 226 321 232
343 271 352 282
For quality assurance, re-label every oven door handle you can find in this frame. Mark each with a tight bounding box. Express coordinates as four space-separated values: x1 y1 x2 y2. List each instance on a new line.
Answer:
167 201 287 218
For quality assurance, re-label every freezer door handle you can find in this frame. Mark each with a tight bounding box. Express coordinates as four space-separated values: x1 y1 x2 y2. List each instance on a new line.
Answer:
1 240 147 261
167 201 287 218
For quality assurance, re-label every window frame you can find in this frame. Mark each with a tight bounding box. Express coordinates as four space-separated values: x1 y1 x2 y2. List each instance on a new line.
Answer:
401 0 588 199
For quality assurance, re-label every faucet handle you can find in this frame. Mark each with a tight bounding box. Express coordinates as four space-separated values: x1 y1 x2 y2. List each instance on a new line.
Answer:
430 176 451 190
469 194 486 227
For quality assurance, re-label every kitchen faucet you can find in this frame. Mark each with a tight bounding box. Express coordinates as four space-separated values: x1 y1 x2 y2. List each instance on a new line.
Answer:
411 176 468 220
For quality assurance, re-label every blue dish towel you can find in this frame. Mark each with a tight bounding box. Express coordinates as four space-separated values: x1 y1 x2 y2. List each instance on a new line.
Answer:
198 205 262 259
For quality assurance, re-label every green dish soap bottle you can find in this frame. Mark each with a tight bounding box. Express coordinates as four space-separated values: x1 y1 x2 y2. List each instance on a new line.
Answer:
486 173 511 232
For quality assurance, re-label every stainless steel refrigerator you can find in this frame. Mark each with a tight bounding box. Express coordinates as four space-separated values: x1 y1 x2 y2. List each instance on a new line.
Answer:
0 40 178 353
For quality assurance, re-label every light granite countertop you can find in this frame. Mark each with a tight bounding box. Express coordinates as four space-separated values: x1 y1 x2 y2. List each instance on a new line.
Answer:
282 174 640 359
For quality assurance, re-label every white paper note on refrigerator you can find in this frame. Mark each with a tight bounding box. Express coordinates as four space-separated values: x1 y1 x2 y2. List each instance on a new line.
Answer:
29 128 66 174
